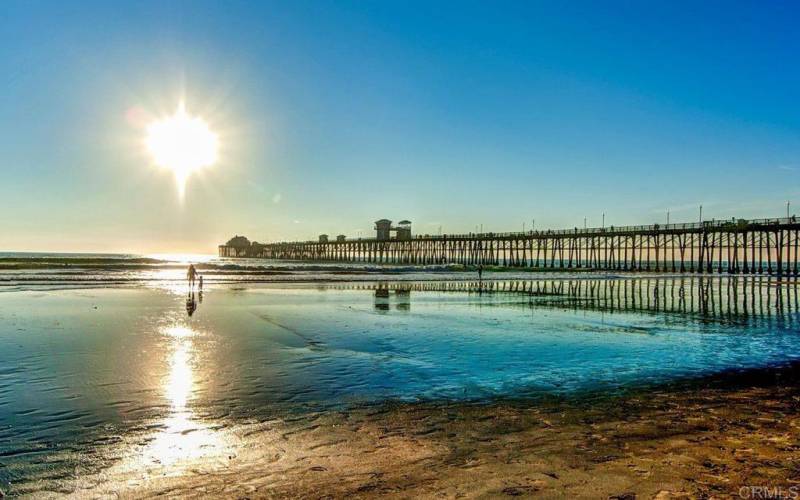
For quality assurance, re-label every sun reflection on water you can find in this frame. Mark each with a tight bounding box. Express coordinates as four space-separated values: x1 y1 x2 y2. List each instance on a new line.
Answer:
138 324 226 468
165 339 192 410
146 253 216 264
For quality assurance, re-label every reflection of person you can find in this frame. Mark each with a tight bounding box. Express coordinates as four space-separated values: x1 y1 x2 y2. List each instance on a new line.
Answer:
186 292 197 316
187 264 197 289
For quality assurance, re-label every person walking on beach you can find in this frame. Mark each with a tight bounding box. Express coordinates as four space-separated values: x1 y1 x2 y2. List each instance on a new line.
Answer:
478 264 483 281
198 274 203 291
187 264 197 289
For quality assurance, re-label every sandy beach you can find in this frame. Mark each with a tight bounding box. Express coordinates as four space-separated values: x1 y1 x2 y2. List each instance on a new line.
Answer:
81 364 800 499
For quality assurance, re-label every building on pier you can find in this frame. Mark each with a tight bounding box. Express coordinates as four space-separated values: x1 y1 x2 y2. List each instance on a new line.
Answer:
396 220 412 240
375 219 412 241
375 219 392 240
218 235 252 257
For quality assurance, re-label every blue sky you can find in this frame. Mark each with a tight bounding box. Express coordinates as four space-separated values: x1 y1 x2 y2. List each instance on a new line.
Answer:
1 1 798 253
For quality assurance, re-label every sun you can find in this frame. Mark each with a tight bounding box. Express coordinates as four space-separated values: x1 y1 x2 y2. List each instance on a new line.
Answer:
146 102 218 198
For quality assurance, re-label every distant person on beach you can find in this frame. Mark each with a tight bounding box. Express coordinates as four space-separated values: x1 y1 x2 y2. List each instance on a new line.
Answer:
478 264 483 281
198 275 203 291
187 264 197 289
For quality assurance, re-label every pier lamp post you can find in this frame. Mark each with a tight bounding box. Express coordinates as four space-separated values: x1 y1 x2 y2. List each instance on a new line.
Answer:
602 213 605 229
584 217 587 230
699 205 703 223
667 210 670 225
788 201 791 218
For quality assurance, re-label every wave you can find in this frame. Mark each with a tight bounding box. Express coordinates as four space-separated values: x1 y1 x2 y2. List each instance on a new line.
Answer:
0 254 460 273
0 257 165 268
0 261 459 273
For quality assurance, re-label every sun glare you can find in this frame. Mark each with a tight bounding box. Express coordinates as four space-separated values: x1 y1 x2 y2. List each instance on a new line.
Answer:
146 102 218 198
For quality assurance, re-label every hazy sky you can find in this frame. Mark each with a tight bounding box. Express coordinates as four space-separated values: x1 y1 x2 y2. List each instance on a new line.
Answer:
1 1 798 253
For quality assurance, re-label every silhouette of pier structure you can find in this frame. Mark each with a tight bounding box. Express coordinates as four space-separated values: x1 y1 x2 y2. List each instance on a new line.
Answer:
220 216 800 275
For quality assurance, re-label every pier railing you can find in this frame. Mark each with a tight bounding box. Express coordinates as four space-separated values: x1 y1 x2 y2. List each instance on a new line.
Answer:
261 217 798 245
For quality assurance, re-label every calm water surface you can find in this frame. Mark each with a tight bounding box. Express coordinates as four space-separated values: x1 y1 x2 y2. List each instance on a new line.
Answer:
0 277 798 494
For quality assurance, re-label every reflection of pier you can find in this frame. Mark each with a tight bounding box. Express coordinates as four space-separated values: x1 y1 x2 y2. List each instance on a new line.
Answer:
374 285 411 311
347 277 799 323
220 217 800 275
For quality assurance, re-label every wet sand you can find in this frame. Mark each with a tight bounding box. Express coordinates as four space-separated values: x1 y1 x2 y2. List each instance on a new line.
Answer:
87 364 800 499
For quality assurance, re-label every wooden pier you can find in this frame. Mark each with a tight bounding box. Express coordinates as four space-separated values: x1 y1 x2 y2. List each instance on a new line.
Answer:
219 217 800 275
